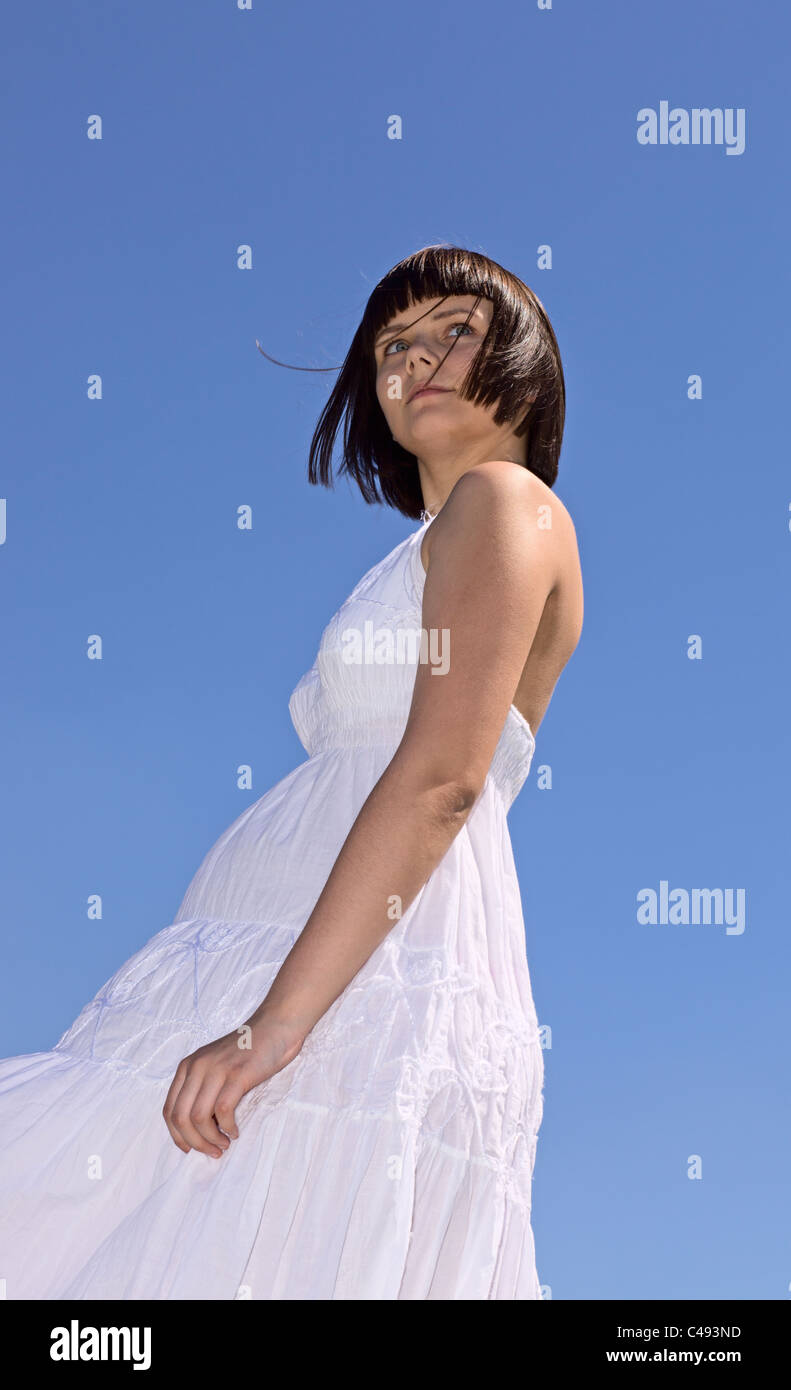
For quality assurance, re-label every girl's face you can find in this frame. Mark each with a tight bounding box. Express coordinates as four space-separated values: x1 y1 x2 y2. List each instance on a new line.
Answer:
373 294 501 459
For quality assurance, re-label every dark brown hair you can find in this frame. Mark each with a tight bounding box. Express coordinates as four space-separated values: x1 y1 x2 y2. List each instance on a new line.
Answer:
304 244 566 520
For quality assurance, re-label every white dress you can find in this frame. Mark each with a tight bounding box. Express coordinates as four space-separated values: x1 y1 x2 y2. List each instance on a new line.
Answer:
0 516 545 1300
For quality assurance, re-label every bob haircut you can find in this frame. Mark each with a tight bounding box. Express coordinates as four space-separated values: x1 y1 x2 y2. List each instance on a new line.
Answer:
307 244 566 521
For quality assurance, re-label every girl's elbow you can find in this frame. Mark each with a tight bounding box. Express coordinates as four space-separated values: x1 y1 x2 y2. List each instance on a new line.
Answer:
389 747 487 817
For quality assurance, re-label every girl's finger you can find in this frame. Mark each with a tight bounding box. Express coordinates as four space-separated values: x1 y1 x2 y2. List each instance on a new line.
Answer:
161 1059 188 1126
213 1080 246 1142
171 1070 223 1158
189 1076 232 1152
162 1061 192 1151
163 1112 190 1153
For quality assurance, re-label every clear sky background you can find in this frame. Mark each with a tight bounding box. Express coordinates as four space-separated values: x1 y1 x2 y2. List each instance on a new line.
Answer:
1 0 788 1301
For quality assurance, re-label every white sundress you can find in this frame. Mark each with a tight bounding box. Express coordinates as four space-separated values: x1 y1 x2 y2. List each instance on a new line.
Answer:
0 514 545 1300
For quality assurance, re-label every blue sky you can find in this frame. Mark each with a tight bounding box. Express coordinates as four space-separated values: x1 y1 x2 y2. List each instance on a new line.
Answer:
1 0 788 1300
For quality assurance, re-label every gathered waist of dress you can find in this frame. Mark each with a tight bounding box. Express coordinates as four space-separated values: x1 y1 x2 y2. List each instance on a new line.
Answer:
306 711 408 756
300 710 529 812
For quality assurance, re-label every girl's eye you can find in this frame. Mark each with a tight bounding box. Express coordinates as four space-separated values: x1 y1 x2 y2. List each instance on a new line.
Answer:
383 322 474 356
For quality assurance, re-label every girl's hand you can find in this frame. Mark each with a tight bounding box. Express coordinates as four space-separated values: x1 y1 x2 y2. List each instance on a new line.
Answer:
162 1009 305 1158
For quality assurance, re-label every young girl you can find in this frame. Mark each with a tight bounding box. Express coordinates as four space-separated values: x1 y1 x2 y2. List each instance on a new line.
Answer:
0 244 583 1300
